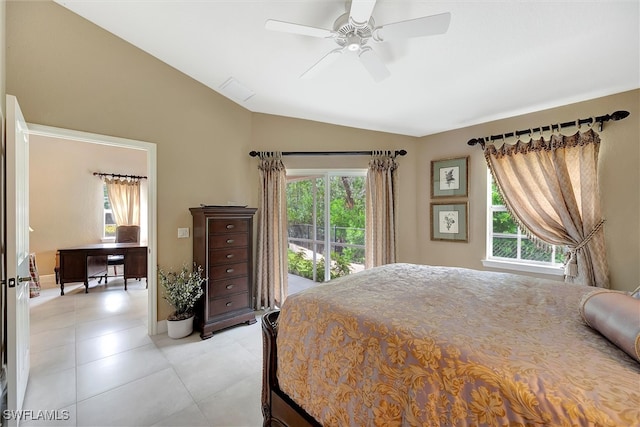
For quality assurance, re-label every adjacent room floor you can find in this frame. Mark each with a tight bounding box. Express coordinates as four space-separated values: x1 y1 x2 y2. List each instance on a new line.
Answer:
23 274 316 427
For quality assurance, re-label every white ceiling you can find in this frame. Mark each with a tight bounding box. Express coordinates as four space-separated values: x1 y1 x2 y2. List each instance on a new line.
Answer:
54 0 639 137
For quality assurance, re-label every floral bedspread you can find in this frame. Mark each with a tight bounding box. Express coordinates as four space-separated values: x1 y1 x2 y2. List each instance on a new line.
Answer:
276 263 640 426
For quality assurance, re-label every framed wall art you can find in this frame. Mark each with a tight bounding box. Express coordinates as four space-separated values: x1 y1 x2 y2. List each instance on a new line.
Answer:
431 156 469 198
430 202 468 242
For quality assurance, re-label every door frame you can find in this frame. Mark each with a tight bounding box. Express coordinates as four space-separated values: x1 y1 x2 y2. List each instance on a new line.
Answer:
26 124 158 335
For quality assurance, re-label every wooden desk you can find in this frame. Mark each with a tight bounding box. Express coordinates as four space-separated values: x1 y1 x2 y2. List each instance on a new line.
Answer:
57 243 147 295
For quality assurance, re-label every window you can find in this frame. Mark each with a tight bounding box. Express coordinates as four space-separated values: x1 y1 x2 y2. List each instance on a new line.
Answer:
103 184 116 239
484 172 565 275
286 170 366 282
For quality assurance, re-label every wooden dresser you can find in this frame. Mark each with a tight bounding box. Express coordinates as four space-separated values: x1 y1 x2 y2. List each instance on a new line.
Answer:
190 206 257 339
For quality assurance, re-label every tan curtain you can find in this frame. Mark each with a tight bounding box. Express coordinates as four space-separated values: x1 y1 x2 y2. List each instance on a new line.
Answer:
255 152 289 309
365 151 398 268
104 178 140 226
484 129 609 287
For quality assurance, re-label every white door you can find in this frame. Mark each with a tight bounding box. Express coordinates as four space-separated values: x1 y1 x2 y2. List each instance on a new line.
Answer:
5 94 31 422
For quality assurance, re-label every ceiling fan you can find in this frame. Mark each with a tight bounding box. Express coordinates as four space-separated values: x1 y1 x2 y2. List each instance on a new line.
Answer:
265 0 451 83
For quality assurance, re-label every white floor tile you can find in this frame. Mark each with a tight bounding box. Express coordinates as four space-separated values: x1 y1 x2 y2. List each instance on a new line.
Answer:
30 326 76 353
76 343 170 401
197 374 263 427
76 367 194 427
75 313 146 342
23 367 76 412
76 324 153 365
172 341 261 402
24 275 314 427
30 343 76 376
20 404 76 427
151 403 210 427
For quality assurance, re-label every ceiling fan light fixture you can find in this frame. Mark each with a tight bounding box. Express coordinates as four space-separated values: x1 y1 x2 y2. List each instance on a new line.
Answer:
345 34 361 51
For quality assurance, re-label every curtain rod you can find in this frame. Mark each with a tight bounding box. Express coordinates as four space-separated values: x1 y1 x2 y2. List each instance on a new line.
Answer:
249 149 407 158
93 172 147 180
467 110 630 149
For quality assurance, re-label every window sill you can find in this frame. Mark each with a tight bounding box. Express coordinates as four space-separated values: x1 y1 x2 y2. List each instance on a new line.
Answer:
482 259 565 276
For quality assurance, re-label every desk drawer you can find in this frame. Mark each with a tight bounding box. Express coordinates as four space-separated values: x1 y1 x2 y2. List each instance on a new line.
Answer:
210 292 250 316
209 276 249 298
210 247 248 265
209 219 248 234
209 233 248 249
209 262 247 280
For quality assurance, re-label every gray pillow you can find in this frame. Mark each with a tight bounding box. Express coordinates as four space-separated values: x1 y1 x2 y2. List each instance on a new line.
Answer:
580 290 640 363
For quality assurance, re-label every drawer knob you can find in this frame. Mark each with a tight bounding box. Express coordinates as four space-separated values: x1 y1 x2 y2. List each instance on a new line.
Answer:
226 254 234 259
226 268 234 273
226 302 233 307
226 224 235 229
226 284 234 290
226 239 234 244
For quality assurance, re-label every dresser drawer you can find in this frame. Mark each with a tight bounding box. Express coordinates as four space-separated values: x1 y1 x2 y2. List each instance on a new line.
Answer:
210 247 248 265
209 233 248 249
210 292 250 316
209 219 248 234
209 262 248 280
209 276 249 298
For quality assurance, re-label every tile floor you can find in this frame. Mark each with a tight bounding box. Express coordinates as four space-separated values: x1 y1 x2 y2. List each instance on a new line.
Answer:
23 275 316 427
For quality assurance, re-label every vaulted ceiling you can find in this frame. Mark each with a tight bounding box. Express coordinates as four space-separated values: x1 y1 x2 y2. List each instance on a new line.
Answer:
54 0 639 137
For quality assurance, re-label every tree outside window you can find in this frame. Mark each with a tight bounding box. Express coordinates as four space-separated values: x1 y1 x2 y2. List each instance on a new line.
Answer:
103 184 116 238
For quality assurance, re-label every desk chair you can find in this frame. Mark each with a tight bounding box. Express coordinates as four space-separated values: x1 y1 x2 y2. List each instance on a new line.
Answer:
107 225 141 285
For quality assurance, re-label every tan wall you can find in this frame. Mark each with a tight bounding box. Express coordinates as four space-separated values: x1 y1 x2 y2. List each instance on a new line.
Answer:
6 0 639 330
250 114 419 264
417 89 640 291
7 1 255 320
29 135 147 277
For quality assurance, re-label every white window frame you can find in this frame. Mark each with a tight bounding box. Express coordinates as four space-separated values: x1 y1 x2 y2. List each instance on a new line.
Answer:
482 169 564 276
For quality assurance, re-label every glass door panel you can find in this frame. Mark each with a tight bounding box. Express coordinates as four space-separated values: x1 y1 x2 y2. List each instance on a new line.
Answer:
287 171 365 283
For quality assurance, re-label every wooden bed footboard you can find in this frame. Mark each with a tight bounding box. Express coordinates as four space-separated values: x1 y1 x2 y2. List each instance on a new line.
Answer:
261 310 321 427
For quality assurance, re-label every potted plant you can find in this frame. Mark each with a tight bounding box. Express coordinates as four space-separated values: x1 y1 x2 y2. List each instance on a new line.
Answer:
158 263 205 339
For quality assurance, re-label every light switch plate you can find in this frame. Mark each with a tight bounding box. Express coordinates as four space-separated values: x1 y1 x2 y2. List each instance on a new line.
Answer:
177 228 190 238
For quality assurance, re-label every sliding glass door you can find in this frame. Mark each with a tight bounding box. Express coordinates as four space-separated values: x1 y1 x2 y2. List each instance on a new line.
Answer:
287 170 366 282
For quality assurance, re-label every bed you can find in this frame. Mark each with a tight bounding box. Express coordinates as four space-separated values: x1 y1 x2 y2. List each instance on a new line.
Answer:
261 263 640 426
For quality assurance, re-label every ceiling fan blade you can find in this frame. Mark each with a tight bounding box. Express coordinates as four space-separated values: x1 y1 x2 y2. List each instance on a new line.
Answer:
375 12 451 41
300 48 344 79
265 19 335 38
349 0 377 26
358 47 390 83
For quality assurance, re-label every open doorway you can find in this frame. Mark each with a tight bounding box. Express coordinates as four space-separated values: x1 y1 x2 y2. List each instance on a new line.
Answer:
26 124 157 334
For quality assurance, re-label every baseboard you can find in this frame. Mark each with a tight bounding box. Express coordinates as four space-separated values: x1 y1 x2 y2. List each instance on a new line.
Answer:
39 274 57 289
157 319 168 334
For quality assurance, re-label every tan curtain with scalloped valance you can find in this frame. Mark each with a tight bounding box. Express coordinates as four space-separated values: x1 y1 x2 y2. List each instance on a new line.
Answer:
484 129 609 287
255 152 288 309
365 152 398 268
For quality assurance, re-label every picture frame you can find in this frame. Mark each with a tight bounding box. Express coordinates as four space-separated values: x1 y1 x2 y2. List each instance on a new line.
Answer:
431 156 469 198
430 202 468 242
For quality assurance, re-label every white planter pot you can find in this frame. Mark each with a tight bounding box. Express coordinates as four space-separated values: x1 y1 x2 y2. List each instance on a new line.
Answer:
167 315 194 339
